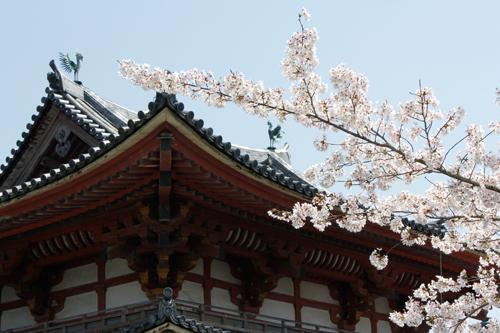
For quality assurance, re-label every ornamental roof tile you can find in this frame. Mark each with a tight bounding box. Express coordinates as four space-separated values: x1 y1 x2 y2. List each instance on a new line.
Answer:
116 287 230 333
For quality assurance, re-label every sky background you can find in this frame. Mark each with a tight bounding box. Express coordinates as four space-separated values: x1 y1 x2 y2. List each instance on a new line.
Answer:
0 0 499 323
0 1 498 175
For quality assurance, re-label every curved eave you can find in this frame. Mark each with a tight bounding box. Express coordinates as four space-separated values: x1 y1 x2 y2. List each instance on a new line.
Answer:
0 108 309 236
0 97 478 270
164 107 311 204
0 126 160 234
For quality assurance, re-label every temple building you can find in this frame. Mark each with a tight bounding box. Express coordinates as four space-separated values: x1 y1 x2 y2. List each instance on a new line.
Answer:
0 62 477 333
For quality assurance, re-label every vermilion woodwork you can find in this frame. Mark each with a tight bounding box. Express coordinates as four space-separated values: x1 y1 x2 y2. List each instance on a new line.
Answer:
328 282 360 331
0 112 479 331
158 132 173 222
226 255 279 313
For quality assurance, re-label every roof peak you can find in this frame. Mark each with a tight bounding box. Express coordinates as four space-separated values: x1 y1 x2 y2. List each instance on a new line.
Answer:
47 60 137 124
0 61 140 188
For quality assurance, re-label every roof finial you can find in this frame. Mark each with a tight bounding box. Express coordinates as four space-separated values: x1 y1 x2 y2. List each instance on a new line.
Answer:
158 287 176 319
48 60 63 91
59 52 84 84
267 121 283 150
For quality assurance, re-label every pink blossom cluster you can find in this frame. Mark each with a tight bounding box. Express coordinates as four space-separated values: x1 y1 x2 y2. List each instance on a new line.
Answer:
390 253 500 332
120 8 500 332
369 248 388 270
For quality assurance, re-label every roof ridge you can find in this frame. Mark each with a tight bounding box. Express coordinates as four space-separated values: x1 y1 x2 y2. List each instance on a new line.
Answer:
83 88 138 125
0 89 444 237
0 86 114 186
0 94 161 203
153 93 318 197
0 61 140 187
0 91 317 202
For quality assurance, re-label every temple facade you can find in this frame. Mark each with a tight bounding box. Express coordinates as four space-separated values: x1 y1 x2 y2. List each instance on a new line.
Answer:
0 62 477 333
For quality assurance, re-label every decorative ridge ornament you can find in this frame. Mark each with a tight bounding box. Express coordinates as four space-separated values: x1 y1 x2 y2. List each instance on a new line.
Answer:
267 121 282 150
47 60 63 92
158 287 176 320
58 52 83 83
115 287 229 333
148 92 184 115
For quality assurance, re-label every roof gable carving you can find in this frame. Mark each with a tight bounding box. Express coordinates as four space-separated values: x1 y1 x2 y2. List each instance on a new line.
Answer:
0 61 137 189
0 107 98 190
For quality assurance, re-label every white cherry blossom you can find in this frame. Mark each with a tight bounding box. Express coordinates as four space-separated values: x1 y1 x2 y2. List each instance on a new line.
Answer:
120 8 500 332
299 7 311 21
369 248 388 270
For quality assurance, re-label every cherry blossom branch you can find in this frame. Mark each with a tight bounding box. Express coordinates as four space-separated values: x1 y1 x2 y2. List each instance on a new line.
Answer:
119 7 500 331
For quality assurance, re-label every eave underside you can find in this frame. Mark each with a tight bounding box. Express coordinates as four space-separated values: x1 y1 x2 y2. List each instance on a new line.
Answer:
0 117 476 291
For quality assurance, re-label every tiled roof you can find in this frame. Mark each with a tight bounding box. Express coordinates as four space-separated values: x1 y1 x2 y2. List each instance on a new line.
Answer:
0 61 136 185
152 94 318 198
402 217 444 236
0 91 318 203
117 287 230 333
0 99 153 203
0 63 445 237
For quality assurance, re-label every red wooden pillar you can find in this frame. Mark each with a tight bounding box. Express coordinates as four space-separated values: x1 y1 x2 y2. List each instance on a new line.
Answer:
293 278 302 322
97 258 106 311
203 257 212 305
158 132 173 222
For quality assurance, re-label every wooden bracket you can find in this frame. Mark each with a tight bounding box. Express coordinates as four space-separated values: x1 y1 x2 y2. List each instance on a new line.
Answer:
227 256 279 313
14 266 63 322
329 281 372 331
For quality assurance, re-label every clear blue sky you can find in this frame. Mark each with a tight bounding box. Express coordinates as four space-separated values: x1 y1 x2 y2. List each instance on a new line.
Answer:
0 0 499 322
0 0 500 174
0 1 498 173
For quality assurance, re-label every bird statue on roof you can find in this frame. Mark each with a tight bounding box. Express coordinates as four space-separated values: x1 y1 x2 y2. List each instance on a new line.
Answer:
267 121 283 150
58 52 83 82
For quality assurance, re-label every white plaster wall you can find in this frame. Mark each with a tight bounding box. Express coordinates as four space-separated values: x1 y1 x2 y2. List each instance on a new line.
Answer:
300 281 338 304
189 259 203 275
55 292 97 320
377 320 392 333
52 263 97 291
211 287 238 312
178 281 204 304
1 306 35 330
1 285 20 302
106 281 149 309
258 299 295 322
211 259 240 284
272 277 294 296
105 258 133 279
355 317 371 333
374 297 391 314
301 306 335 328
